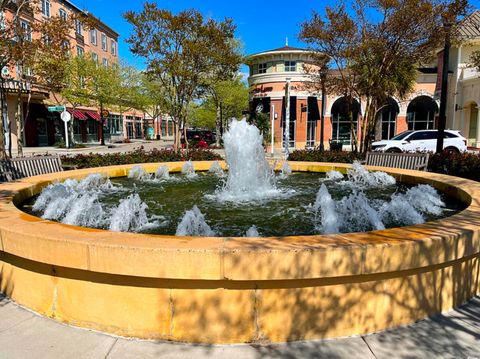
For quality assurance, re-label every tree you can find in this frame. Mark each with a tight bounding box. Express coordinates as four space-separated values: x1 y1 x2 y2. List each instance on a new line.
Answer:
192 76 249 139
125 3 241 151
300 0 468 153
62 55 122 145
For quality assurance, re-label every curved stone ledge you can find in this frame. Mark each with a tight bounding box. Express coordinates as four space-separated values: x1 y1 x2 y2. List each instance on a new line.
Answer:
0 161 479 343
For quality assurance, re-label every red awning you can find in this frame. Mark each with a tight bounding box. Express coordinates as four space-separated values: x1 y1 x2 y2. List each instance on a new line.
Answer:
68 109 88 120
85 111 101 121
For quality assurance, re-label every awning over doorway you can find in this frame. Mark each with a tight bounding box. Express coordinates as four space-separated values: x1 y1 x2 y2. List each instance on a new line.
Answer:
85 111 101 121
68 109 88 120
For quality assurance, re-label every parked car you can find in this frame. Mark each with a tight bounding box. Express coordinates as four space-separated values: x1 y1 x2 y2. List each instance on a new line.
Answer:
371 130 467 153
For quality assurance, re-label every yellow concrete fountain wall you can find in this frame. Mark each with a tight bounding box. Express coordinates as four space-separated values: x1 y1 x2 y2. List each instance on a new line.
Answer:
0 161 479 343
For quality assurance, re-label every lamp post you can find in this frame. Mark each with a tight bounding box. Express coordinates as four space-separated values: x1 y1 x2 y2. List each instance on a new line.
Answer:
319 69 327 152
436 22 452 154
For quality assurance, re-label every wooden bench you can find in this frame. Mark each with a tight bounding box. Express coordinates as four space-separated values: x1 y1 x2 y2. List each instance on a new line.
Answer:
365 152 430 171
0 156 64 182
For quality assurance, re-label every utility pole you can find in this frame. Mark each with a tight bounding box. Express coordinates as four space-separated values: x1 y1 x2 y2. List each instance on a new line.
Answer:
319 70 326 152
436 22 452 154
284 78 291 159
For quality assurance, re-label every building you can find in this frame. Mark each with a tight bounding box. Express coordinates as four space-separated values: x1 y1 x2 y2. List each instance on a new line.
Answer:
1 0 173 154
247 12 480 151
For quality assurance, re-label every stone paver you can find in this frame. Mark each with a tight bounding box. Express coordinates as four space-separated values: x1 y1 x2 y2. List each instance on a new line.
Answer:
0 295 478 359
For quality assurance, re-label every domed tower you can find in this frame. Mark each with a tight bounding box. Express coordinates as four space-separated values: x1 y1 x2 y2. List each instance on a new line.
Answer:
246 44 327 152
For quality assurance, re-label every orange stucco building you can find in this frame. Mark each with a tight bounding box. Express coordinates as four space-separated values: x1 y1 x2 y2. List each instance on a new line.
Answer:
247 45 442 151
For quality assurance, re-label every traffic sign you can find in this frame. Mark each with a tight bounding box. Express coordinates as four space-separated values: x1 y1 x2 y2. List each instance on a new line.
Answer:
48 106 66 112
60 110 71 123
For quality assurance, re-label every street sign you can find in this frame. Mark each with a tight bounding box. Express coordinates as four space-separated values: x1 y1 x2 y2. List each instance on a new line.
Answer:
60 110 71 149
48 106 66 112
60 110 71 123
101 110 109 118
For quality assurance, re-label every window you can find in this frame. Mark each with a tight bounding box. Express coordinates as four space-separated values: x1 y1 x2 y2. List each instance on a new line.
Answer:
107 114 123 134
111 40 116 56
258 63 267 74
90 29 97 45
42 33 51 45
75 19 82 35
92 52 98 63
102 58 108 67
76 46 84 57
41 0 50 17
20 21 32 41
285 61 296 72
59 8 67 21
101 33 107 51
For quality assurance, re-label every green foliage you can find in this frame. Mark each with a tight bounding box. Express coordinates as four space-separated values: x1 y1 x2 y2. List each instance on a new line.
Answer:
470 50 480 72
288 149 365 163
251 112 270 144
124 4 243 150
60 148 222 169
428 151 480 182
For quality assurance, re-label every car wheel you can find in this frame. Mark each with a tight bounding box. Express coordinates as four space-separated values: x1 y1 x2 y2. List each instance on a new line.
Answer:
386 148 402 153
444 146 460 154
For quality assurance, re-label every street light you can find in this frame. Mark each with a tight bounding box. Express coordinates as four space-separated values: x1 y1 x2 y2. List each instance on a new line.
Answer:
319 68 327 152
436 21 452 154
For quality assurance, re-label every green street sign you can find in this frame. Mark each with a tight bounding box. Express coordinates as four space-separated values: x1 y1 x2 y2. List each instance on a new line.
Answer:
48 106 66 112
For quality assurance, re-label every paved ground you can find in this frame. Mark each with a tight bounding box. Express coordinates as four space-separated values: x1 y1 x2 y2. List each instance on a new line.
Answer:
0 295 479 359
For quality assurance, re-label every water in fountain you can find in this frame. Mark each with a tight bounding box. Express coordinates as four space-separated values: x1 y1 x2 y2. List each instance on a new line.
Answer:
175 206 215 236
279 162 292 178
325 170 344 181
314 178 445 234
215 118 279 201
208 161 225 177
128 165 151 181
182 160 196 178
313 184 339 234
32 174 158 232
347 161 396 187
245 225 260 237
155 165 170 180
109 194 154 232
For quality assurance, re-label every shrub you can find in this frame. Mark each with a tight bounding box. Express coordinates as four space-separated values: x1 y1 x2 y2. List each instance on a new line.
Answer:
61 148 222 169
288 149 365 163
428 151 480 182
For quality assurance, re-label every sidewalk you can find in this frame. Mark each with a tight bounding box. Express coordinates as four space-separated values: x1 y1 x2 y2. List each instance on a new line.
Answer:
0 295 478 359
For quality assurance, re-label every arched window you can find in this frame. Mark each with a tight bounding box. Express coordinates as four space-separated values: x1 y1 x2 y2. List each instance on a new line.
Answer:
407 96 438 130
379 97 399 140
331 97 360 145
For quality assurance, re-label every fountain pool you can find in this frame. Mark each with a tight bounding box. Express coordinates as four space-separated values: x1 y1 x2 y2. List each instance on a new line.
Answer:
0 120 479 343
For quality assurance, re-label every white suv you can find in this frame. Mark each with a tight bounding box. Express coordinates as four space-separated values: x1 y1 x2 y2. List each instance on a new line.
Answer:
371 130 467 153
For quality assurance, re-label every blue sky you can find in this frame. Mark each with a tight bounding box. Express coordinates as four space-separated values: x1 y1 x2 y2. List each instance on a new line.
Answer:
77 0 480 72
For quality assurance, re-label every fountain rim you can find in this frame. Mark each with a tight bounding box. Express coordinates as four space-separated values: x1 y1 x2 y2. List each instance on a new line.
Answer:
0 160 479 281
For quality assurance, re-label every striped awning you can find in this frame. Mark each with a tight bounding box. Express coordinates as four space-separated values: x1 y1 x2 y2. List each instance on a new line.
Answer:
68 109 88 120
85 111 101 121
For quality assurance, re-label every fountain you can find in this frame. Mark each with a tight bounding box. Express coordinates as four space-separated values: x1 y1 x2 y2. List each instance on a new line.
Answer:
216 118 278 201
0 120 479 344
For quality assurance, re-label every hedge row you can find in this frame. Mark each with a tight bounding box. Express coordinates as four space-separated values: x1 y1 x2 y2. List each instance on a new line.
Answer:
288 149 480 182
60 148 222 169
287 149 365 163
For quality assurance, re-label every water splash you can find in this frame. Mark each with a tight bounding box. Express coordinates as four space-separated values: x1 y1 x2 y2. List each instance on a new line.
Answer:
175 206 215 236
128 165 151 181
279 162 292 178
215 118 279 201
336 191 385 232
109 194 154 232
32 174 158 233
313 184 339 234
182 160 196 178
208 161 225 177
325 170 344 181
155 165 170 180
245 225 260 237
347 161 396 187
